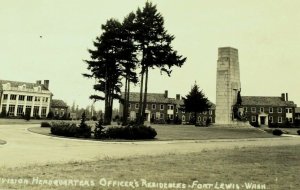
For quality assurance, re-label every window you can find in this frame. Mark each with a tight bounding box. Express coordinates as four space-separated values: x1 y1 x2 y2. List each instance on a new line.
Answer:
289 118 293 123
33 106 39 117
27 96 33 101
203 117 207 122
160 113 164 119
17 105 24 116
260 107 264 112
3 94 8 100
151 113 155 119
168 105 174 110
269 107 273 113
160 104 164 110
251 107 256 113
8 105 15 116
128 103 131 109
251 116 256 122
19 95 25 101
269 116 273 123
209 110 213 115
35 97 40 102
176 108 178 113
198 116 201 122
60 109 65 117
152 104 156 110
182 115 185 122
278 117 282 123
286 108 292 113
169 114 174 120
135 104 139 109
55 108 59 116
277 108 282 113
41 107 47 117
10 94 17 100
209 116 212 123
244 107 248 112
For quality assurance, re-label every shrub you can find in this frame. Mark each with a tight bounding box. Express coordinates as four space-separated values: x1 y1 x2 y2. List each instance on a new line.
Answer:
94 118 105 139
250 121 259 127
41 122 51 128
51 122 78 137
272 129 283 136
77 112 91 138
24 110 31 121
0 110 7 118
47 111 54 119
297 130 300 135
105 125 157 140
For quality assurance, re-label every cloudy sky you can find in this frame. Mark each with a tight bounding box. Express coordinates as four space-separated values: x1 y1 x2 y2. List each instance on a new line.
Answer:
1 0 299 110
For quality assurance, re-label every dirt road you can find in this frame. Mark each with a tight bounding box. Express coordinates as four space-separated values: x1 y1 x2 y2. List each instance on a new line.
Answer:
0 124 299 168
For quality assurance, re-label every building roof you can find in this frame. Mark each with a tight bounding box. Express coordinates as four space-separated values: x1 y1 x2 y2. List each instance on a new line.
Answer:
295 107 300 113
51 99 68 108
241 96 296 107
124 92 216 109
125 92 170 103
0 79 49 91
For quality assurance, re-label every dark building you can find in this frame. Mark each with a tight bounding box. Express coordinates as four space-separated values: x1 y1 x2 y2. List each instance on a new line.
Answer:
50 99 69 118
119 90 216 124
241 93 296 126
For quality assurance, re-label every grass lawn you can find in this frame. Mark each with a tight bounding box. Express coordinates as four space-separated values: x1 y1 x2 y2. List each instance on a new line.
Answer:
28 123 277 141
0 145 298 190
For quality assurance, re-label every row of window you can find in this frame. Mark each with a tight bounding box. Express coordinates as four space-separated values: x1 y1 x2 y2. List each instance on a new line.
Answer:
129 103 213 115
1 105 47 117
251 116 293 123
246 107 293 114
3 94 48 102
130 103 174 110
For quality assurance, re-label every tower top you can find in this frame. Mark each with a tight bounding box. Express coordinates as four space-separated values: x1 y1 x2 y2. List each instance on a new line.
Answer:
218 47 238 59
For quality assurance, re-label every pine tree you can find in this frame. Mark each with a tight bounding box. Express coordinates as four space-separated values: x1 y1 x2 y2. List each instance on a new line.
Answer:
135 2 186 124
183 83 211 125
84 19 124 125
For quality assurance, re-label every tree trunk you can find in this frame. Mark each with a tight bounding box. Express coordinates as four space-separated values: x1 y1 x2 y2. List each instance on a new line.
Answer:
122 76 128 124
137 67 145 124
126 77 131 123
141 67 149 125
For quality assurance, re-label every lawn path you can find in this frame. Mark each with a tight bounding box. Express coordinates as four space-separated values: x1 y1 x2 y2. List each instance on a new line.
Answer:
0 124 299 168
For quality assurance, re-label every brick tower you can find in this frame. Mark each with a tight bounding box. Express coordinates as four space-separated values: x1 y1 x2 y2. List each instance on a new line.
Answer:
216 47 241 124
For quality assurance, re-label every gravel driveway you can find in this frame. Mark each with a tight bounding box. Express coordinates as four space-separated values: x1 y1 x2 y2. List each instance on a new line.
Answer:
0 124 299 168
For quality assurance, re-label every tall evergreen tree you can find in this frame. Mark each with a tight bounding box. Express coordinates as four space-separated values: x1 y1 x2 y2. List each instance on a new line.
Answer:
119 12 138 124
183 83 211 124
134 2 186 124
84 19 124 125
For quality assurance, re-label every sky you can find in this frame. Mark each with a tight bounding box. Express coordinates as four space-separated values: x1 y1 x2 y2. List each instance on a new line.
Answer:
1 0 300 110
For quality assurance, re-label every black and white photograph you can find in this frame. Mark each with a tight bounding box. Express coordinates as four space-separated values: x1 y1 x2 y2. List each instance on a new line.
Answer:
0 0 299 189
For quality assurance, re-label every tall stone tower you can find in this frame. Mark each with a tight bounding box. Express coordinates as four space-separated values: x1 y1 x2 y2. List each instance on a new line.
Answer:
216 47 241 124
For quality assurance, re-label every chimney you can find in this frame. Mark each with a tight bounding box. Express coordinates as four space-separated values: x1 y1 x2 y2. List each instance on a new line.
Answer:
176 94 180 100
281 93 285 101
36 80 42 85
44 80 49 89
164 90 168 98
285 93 288 101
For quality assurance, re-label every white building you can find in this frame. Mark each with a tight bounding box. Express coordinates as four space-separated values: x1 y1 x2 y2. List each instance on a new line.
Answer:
0 80 52 118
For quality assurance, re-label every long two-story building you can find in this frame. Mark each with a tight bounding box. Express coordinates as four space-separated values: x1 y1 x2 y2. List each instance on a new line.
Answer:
241 93 296 126
119 90 216 124
0 80 52 118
